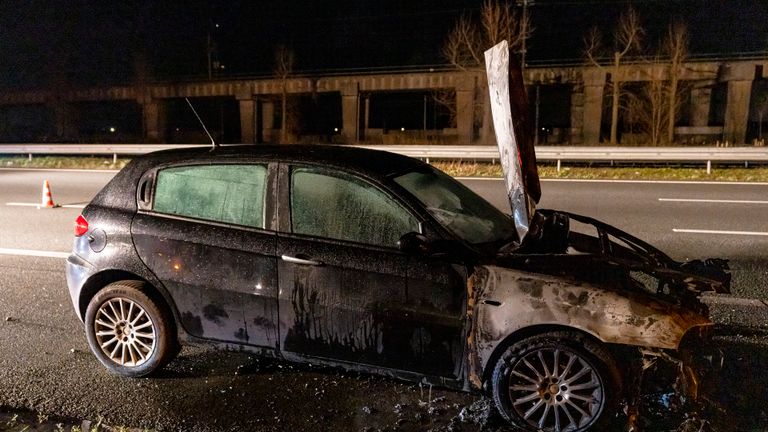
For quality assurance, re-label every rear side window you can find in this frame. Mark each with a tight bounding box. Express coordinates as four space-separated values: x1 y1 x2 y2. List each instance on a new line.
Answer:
153 164 267 228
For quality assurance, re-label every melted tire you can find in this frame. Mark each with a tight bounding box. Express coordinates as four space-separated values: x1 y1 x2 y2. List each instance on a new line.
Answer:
84 280 177 377
491 331 621 432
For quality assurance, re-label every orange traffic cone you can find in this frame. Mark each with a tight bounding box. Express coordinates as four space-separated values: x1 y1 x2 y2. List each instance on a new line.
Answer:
40 180 58 208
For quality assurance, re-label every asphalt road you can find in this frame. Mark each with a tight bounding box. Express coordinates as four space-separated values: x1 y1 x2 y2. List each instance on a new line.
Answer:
1 168 768 431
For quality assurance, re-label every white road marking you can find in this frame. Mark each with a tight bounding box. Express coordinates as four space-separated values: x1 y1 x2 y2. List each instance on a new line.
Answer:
673 228 768 237
456 177 768 186
0 167 119 173
6 202 86 209
0 248 69 259
659 198 768 204
699 295 768 308
541 178 768 186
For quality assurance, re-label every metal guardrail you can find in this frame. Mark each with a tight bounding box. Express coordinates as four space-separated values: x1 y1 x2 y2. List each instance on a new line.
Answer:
1 143 767 173
358 145 768 173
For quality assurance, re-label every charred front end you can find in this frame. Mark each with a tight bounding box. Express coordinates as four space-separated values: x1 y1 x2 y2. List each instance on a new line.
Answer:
466 209 730 429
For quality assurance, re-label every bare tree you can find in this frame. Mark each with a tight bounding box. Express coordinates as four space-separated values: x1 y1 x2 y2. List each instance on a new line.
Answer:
664 23 689 143
585 7 644 145
441 0 532 144
627 78 669 146
443 1 531 69
432 88 458 129
626 23 690 146
274 45 295 144
443 15 483 71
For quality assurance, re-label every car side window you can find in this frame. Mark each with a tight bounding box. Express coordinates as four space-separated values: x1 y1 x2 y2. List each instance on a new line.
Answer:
153 164 267 228
290 167 419 247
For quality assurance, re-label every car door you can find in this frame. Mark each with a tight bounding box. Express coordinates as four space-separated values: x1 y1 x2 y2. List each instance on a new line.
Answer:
401 248 468 378
277 163 432 371
131 162 280 349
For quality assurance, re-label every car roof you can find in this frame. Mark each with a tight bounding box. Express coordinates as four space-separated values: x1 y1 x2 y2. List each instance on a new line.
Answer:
135 144 426 178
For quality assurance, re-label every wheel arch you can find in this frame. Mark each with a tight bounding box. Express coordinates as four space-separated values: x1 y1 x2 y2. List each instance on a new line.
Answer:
78 270 180 332
480 323 609 387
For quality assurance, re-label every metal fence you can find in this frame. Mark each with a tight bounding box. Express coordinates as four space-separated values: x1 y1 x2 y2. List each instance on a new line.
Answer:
1 143 767 173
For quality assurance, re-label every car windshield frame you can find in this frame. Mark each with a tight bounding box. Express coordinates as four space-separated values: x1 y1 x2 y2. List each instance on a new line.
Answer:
391 165 517 246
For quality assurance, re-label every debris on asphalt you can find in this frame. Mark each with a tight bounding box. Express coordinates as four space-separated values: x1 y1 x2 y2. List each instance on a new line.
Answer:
457 398 493 426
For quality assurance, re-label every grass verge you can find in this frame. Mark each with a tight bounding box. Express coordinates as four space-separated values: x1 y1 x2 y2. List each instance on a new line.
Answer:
0 157 129 170
433 162 768 182
2 156 768 182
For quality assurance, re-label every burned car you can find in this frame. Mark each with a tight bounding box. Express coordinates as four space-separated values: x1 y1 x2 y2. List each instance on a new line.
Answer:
65 143 729 430
66 42 729 432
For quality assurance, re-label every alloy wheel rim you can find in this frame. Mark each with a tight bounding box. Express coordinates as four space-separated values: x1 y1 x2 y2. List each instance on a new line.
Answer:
94 297 156 367
507 347 604 432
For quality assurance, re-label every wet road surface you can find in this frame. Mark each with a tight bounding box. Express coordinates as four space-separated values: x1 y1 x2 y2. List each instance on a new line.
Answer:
1 252 767 431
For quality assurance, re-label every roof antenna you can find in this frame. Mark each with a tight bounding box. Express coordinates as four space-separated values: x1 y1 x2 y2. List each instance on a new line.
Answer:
185 97 218 150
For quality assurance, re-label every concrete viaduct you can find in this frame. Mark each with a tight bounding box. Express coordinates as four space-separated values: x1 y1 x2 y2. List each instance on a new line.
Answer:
1 58 766 145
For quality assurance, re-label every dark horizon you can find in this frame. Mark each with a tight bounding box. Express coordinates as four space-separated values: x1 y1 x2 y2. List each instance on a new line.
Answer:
1 0 766 89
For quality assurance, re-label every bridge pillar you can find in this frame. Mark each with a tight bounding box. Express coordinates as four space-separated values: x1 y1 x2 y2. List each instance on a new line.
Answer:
51 101 77 140
141 99 166 143
235 86 256 144
362 95 371 142
341 83 359 143
569 85 584 144
260 100 275 143
722 63 754 144
238 99 255 144
580 69 605 145
690 81 715 127
456 77 475 144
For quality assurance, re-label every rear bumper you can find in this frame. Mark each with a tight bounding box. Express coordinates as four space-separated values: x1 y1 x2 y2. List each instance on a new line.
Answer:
65 253 95 322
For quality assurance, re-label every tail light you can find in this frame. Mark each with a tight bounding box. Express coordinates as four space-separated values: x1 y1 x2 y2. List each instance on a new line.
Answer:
74 215 89 237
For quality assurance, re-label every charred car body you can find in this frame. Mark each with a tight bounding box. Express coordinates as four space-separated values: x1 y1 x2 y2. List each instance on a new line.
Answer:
66 42 729 431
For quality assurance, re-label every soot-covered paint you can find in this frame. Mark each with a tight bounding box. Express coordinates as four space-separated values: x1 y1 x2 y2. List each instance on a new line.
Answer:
277 236 465 378
464 264 713 388
132 212 280 348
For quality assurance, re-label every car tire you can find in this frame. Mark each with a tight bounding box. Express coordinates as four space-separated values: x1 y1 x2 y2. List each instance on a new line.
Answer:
84 280 177 377
491 331 621 432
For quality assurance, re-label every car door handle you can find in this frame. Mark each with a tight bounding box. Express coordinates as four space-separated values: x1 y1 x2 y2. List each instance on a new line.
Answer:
281 255 324 266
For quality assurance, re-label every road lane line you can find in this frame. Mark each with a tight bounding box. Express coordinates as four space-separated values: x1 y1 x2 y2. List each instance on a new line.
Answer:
541 179 768 186
6 202 86 209
700 295 768 308
456 177 768 185
0 167 120 173
0 248 69 259
659 198 768 204
672 228 768 237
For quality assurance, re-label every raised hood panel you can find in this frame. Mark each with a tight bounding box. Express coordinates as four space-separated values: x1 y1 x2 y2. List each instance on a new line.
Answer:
484 40 541 244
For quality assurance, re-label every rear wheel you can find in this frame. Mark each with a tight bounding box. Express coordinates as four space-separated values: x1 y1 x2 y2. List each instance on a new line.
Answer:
491 331 621 432
84 281 177 377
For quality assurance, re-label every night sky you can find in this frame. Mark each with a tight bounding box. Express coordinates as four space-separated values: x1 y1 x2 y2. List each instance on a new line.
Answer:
1 0 766 89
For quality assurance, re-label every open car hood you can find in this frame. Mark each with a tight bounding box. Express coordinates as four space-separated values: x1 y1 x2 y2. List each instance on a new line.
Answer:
484 40 541 244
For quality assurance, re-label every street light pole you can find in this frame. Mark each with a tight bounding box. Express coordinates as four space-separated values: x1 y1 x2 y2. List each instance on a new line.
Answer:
206 22 220 79
520 0 528 73
207 31 213 79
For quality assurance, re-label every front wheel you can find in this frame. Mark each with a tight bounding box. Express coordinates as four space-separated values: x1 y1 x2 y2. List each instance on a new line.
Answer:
84 281 177 377
491 331 621 432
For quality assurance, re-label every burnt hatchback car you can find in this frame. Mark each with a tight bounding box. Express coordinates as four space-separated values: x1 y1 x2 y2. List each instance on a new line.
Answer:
66 144 729 431
66 45 729 432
